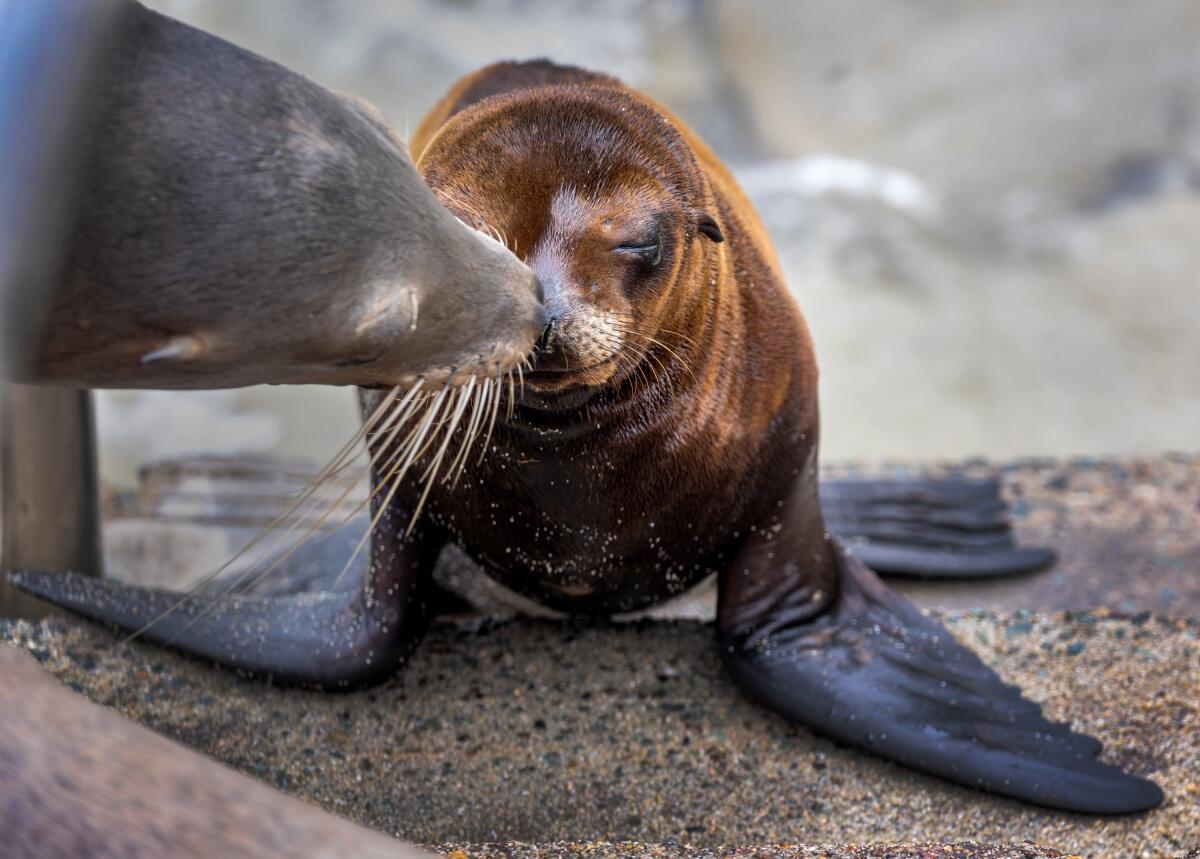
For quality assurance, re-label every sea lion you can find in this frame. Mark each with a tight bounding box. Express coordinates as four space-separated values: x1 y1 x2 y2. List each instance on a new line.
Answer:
11 0 544 391
12 61 1157 812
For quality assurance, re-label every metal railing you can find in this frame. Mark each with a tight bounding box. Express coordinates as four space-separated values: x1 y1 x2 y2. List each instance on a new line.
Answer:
0 0 118 616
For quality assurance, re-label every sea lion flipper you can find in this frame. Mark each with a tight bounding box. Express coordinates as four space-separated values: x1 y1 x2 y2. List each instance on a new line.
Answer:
719 541 1162 813
820 476 1055 578
8 569 419 689
8 500 442 688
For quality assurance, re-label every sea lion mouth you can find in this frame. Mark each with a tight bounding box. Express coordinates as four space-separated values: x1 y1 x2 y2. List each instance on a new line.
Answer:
524 355 619 390
516 360 611 412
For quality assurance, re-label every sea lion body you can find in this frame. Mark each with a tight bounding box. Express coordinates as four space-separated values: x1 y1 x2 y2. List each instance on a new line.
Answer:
406 66 818 613
15 1 543 390
13 60 1162 814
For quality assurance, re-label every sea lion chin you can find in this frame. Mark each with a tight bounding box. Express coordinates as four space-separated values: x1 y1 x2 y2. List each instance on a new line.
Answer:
14 59 1162 815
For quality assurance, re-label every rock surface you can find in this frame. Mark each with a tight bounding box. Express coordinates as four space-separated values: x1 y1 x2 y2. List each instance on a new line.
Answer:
3 608 1196 858
5 454 1199 857
100 454 1200 618
433 843 1073 859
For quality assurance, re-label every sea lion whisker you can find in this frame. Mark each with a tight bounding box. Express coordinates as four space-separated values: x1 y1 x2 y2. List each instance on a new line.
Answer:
634 333 694 378
140 459 376 649
445 384 483 487
418 384 472 484
445 377 484 484
629 340 672 383
652 325 700 348
373 382 430 437
393 385 452 478
507 368 517 420
114 386 404 644
475 374 504 467
404 385 475 535
381 383 460 474
618 338 655 376
280 383 434 537
613 324 696 383
153 388 436 639
609 339 649 392
329 386 453 588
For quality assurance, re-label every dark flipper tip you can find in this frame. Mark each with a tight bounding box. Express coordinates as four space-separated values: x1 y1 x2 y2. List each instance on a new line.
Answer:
848 543 1057 579
821 475 1057 579
722 546 1163 813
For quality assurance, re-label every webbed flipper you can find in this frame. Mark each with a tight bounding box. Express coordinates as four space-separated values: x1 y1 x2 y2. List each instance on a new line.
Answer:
8 501 442 689
820 476 1055 578
10 569 408 688
719 535 1162 812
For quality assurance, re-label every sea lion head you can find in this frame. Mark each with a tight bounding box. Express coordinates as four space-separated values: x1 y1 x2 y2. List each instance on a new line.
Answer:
415 83 725 408
17 5 547 392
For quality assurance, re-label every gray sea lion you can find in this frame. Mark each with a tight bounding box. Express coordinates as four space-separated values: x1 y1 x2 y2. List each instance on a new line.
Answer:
15 61 1144 814
12 0 544 391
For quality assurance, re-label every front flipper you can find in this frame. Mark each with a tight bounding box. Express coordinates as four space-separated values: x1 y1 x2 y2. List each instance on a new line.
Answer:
718 496 1162 812
9 499 443 690
819 476 1055 579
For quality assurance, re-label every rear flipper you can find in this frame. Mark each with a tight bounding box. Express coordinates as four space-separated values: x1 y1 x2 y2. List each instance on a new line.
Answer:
719 535 1162 812
9 500 444 689
819 475 1055 578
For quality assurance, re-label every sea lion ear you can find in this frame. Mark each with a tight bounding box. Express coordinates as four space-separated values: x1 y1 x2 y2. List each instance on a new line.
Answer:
696 213 724 243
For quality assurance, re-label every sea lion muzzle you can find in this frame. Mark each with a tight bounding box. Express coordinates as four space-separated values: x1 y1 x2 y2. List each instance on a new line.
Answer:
12 1 545 392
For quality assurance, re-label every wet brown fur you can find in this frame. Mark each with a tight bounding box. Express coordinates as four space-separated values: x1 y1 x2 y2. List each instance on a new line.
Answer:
386 60 836 614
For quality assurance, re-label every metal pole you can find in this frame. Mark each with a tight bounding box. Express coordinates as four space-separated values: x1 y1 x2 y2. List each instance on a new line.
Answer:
0 385 102 617
0 0 122 617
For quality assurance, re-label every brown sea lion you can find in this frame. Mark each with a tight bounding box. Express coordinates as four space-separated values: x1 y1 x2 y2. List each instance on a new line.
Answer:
11 1 543 391
12 61 1156 813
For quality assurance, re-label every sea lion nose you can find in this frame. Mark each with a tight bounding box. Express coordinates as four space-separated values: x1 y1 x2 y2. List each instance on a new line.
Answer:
536 318 557 354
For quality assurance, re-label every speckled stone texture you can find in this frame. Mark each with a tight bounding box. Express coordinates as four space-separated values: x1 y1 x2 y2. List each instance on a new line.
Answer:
96 454 1200 619
432 842 1073 859
3 608 1197 858
4 455 1199 858
877 455 1200 618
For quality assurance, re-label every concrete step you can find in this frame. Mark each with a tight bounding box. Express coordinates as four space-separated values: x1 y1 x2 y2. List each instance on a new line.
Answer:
98 454 1200 618
430 841 1075 859
3 608 1196 858
4 454 1197 857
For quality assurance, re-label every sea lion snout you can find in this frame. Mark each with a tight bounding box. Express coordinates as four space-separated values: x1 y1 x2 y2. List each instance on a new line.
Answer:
19 2 548 392
535 318 558 356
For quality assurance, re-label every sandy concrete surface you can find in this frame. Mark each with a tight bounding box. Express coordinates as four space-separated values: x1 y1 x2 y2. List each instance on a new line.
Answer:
432 842 1074 859
3 608 1196 858
843 455 1200 617
94 454 1200 619
5 455 1197 857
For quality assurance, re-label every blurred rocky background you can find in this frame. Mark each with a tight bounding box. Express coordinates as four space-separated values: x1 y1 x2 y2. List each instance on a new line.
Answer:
100 0 1200 484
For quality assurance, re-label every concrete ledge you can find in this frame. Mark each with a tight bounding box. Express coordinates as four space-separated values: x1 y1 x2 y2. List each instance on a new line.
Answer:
96 454 1200 618
431 841 1070 859
3 609 1196 858
4 455 1197 857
